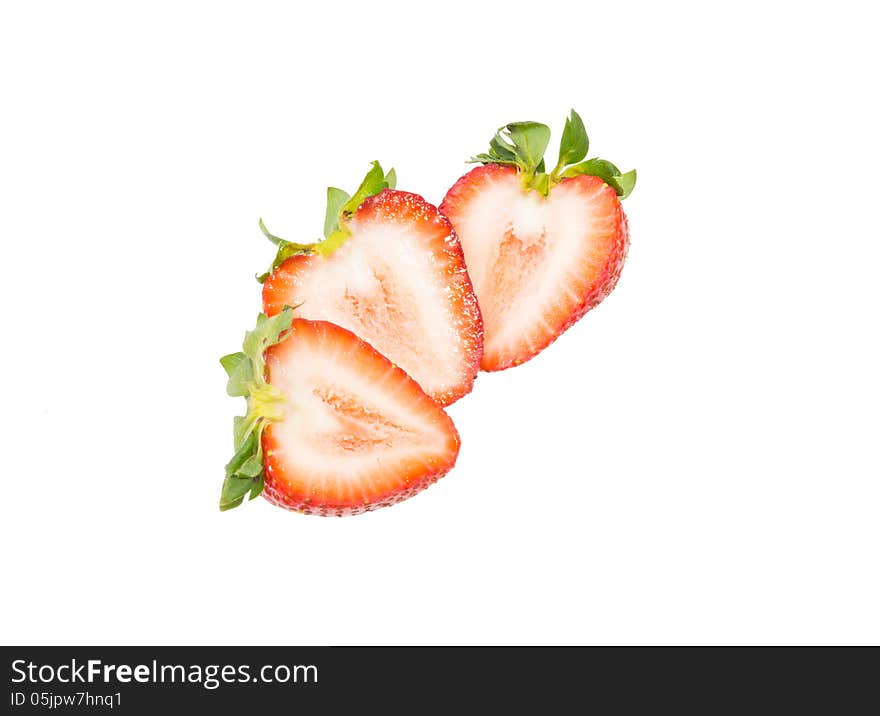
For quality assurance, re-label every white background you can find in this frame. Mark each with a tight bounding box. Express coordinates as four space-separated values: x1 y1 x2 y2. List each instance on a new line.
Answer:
1 1 878 645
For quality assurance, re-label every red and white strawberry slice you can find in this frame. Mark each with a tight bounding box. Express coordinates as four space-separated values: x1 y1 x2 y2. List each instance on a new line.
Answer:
260 162 482 406
440 111 635 371
220 308 459 515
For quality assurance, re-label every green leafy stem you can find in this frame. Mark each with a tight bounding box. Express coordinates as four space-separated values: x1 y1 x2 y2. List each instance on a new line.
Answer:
468 109 636 199
218 306 296 511
256 161 396 282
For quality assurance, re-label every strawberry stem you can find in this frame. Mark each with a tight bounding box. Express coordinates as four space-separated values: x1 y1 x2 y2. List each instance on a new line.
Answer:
248 384 286 423
468 110 636 199
219 307 296 511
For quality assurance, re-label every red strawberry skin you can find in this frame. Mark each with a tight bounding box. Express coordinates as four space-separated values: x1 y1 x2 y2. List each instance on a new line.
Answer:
440 165 629 371
262 190 483 406
261 319 460 516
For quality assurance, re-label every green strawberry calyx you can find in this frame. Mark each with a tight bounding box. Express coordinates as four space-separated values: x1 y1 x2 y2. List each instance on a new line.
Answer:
218 306 297 511
467 109 636 199
256 161 396 282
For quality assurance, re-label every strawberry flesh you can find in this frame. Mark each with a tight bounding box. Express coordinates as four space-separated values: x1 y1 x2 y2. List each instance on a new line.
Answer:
263 190 482 405
261 319 460 516
440 165 628 371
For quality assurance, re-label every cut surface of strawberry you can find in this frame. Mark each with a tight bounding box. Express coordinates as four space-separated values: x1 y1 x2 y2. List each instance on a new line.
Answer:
219 308 460 516
442 166 628 370
260 163 482 406
440 111 635 371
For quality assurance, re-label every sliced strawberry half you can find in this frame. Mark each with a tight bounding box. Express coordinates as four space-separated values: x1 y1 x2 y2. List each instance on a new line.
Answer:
260 162 482 406
219 308 460 516
440 111 635 371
